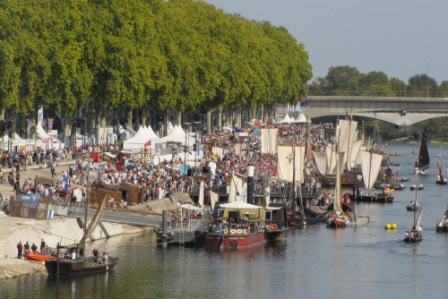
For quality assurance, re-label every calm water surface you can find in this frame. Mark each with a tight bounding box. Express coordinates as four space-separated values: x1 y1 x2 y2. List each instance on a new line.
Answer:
2 143 448 299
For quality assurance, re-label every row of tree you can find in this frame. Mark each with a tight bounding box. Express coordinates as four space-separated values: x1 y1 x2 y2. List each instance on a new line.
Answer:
0 0 311 137
309 65 448 97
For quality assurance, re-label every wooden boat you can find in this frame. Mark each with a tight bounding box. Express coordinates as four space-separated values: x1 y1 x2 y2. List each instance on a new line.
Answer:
46 165 118 275
436 205 448 232
265 204 289 241
404 175 423 242
25 251 53 262
327 151 369 228
205 201 266 249
404 207 423 242
409 184 424 191
359 148 385 202
407 175 422 211
436 146 447 185
414 132 430 175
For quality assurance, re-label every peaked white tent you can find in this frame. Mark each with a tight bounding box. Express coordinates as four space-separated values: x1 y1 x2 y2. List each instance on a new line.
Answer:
161 125 194 145
167 121 174 134
295 113 308 123
123 126 152 150
144 125 160 140
36 123 51 139
279 114 294 124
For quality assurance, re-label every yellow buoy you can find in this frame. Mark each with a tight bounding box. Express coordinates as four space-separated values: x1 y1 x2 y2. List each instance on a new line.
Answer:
391 223 397 229
385 224 392 229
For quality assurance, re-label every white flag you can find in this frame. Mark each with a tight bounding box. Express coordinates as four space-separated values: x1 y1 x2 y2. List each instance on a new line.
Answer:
37 107 44 124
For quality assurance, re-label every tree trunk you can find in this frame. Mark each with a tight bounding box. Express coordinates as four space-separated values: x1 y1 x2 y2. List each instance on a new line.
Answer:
206 109 213 135
217 107 223 132
127 109 133 131
176 111 182 127
141 114 147 127
235 108 242 128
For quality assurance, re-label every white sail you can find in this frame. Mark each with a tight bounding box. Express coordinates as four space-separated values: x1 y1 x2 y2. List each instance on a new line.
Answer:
277 145 306 183
261 128 278 154
360 150 384 193
336 119 358 171
228 173 244 203
325 145 337 174
334 152 345 212
313 151 327 175
349 140 363 169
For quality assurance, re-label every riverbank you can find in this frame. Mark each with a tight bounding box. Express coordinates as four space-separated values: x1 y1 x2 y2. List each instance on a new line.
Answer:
0 158 153 279
0 211 151 279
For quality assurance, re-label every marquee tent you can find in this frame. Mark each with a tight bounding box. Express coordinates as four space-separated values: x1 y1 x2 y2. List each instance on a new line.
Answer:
161 125 194 145
122 126 152 151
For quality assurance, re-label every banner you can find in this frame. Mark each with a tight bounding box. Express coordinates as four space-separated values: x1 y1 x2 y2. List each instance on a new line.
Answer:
37 107 44 124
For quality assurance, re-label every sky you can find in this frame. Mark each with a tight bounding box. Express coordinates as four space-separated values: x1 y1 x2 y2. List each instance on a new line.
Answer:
203 0 448 84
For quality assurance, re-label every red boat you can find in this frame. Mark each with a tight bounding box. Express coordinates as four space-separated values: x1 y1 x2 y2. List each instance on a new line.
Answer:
25 251 53 262
206 202 266 249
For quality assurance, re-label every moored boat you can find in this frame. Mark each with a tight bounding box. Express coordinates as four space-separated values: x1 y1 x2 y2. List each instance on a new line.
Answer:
436 206 448 232
409 184 424 191
205 201 266 249
414 132 430 175
46 165 119 276
25 251 53 262
436 147 447 185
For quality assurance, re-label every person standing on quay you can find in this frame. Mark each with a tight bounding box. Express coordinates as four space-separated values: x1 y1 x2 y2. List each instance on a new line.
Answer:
17 241 23 259
40 239 46 254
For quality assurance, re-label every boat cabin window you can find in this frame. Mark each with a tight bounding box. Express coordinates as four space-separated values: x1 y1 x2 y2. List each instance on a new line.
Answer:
265 210 273 221
228 211 239 222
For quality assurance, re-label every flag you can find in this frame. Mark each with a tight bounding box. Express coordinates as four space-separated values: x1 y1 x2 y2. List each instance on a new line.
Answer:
37 107 44 124
47 118 54 130
294 103 301 112
300 97 307 107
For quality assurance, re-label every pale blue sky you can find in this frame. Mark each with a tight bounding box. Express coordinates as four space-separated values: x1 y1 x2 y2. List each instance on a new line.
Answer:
203 0 448 84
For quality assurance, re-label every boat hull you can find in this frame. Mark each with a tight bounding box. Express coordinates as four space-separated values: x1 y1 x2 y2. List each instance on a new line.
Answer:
45 257 118 276
25 252 53 262
265 228 288 241
205 231 266 249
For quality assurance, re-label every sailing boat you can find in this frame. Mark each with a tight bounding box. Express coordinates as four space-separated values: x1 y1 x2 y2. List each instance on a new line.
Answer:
404 179 423 242
406 175 422 211
45 164 118 275
357 148 391 202
436 146 447 185
414 132 430 175
327 150 369 228
436 204 448 232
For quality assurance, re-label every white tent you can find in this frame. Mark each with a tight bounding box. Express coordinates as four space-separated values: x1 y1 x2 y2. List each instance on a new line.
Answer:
122 126 152 150
279 114 294 124
219 202 261 209
36 123 51 139
167 121 174 134
161 125 194 145
145 125 160 140
295 113 308 123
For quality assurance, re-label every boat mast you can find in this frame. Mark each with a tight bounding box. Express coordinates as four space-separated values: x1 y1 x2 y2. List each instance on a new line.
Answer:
80 163 91 257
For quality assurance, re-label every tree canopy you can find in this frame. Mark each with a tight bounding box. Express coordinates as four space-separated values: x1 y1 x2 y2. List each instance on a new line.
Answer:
0 0 312 123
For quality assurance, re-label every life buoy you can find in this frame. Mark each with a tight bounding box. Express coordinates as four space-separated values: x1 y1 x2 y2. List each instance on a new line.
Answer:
271 223 278 230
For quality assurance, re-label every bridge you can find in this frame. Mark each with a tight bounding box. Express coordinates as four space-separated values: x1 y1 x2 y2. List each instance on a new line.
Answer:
288 96 448 126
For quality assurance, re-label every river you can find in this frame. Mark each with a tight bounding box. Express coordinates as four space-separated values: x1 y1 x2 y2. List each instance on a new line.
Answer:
2 142 448 299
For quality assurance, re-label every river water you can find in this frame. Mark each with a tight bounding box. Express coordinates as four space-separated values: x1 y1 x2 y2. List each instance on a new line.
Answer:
2 142 448 299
